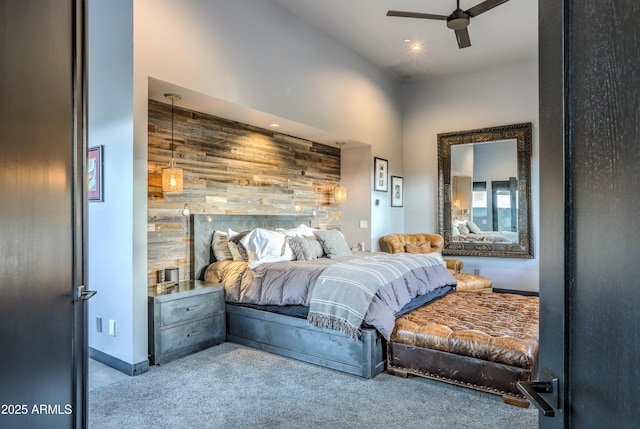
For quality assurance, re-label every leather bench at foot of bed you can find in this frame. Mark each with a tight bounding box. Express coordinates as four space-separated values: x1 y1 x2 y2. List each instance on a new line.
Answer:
387 291 539 406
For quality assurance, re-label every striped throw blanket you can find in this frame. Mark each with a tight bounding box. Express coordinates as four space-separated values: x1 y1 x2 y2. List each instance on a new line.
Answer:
307 253 448 339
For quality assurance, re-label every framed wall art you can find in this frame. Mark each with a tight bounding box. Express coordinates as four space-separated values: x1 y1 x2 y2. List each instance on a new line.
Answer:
88 145 104 202
391 176 404 207
374 157 388 192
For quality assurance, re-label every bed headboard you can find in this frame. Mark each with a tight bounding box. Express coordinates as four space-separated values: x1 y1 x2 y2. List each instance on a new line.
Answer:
192 214 314 281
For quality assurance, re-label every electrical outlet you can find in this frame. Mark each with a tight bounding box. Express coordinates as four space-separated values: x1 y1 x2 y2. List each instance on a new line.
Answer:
109 320 116 337
359 220 368 229
96 317 102 333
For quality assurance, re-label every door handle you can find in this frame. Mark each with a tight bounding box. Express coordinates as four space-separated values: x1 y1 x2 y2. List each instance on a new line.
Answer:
517 368 558 417
78 285 97 301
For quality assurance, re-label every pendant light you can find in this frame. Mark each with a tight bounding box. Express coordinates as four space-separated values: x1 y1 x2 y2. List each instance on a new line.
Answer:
162 93 183 193
333 142 347 203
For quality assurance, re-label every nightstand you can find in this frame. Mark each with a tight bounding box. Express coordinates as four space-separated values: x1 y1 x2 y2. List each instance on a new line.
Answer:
148 280 225 364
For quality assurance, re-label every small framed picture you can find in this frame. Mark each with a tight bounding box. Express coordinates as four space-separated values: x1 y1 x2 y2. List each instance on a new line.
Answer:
88 145 104 202
374 157 388 192
391 176 404 207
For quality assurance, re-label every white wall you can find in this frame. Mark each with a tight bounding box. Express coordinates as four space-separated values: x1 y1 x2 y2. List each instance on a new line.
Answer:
87 0 143 365
341 145 373 249
402 60 540 292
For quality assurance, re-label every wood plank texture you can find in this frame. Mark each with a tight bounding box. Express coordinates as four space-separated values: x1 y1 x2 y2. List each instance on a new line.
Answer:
147 100 342 285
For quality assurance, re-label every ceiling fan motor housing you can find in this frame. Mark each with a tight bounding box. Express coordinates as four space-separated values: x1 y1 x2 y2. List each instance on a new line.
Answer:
447 10 470 30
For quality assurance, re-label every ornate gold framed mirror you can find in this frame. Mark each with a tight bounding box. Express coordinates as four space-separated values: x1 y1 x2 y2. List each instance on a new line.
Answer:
438 122 533 258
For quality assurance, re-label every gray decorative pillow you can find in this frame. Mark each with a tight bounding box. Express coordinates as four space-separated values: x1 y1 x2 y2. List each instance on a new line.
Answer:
313 229 352 258
467 220 482 234
211 231 233 261
228 230 249 261
458 224 470 235
288 236 324 261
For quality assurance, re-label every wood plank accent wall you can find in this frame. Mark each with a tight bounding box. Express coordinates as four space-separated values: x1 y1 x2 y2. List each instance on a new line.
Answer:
147 99 342 285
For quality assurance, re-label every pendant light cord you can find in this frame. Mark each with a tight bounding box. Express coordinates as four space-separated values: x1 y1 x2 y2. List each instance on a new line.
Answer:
171 98 175 167
164 93 182 168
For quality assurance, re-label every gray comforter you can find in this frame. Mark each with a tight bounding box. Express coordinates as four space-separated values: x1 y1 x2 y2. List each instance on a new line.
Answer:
204 252 457 340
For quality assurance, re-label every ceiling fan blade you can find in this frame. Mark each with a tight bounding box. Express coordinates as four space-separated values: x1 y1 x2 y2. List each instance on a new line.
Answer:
386 10 448 21
465 0 510 18
455 28 471 49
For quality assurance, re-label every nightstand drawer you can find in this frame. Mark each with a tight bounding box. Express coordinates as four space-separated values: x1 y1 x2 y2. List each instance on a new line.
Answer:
159 293 220 326
149 281 225 365
158 313 223 355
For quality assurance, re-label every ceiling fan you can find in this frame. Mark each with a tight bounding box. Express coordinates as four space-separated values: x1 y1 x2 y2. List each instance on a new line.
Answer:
387 0 510 49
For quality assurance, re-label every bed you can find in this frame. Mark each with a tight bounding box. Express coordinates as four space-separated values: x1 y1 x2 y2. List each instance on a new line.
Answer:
192 214 539 402
192 214 456 378
452 220 518 243
452 230 518 243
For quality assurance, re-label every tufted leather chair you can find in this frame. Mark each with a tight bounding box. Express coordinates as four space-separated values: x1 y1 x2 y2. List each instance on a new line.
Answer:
378 233 463 274
378 233 492 292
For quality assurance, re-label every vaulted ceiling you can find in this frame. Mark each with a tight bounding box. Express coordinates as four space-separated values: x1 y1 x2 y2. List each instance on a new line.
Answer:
149 1 538 145
274 0 538 82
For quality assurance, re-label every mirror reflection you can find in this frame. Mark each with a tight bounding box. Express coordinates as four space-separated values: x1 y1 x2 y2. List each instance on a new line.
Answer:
451 139 518 243
438 123 533 258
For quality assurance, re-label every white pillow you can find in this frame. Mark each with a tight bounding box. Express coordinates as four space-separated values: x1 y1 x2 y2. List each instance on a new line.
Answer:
240 228 295 269
275 224 317 237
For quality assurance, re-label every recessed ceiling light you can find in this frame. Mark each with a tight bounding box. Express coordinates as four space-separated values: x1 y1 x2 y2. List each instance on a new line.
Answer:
269 123 280 127
411 43 423 52
403 38 412 44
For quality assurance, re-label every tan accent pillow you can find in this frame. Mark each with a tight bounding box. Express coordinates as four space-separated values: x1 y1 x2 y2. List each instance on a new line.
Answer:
405 242 433 254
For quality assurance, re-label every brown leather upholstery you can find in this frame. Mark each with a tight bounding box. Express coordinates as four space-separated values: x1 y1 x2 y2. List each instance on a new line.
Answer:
379 233 444 254
379 233 463 274
454 272 493 292
391 292 539 369
383 236 535 404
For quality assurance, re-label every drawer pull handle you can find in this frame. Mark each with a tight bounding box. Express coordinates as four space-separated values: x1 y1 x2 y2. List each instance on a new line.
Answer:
185 305 199 311
187 331 201 337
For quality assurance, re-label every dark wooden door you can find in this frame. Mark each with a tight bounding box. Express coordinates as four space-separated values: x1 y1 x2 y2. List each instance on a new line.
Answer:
0 1 88 428
537 0 640 427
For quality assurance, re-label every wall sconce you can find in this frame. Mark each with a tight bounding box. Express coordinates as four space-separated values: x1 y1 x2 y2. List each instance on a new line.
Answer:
453 199 461 209
162 93 183 193
334 183 347 203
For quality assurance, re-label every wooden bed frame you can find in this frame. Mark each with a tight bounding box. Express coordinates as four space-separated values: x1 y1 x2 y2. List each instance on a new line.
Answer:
192 214 385 378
